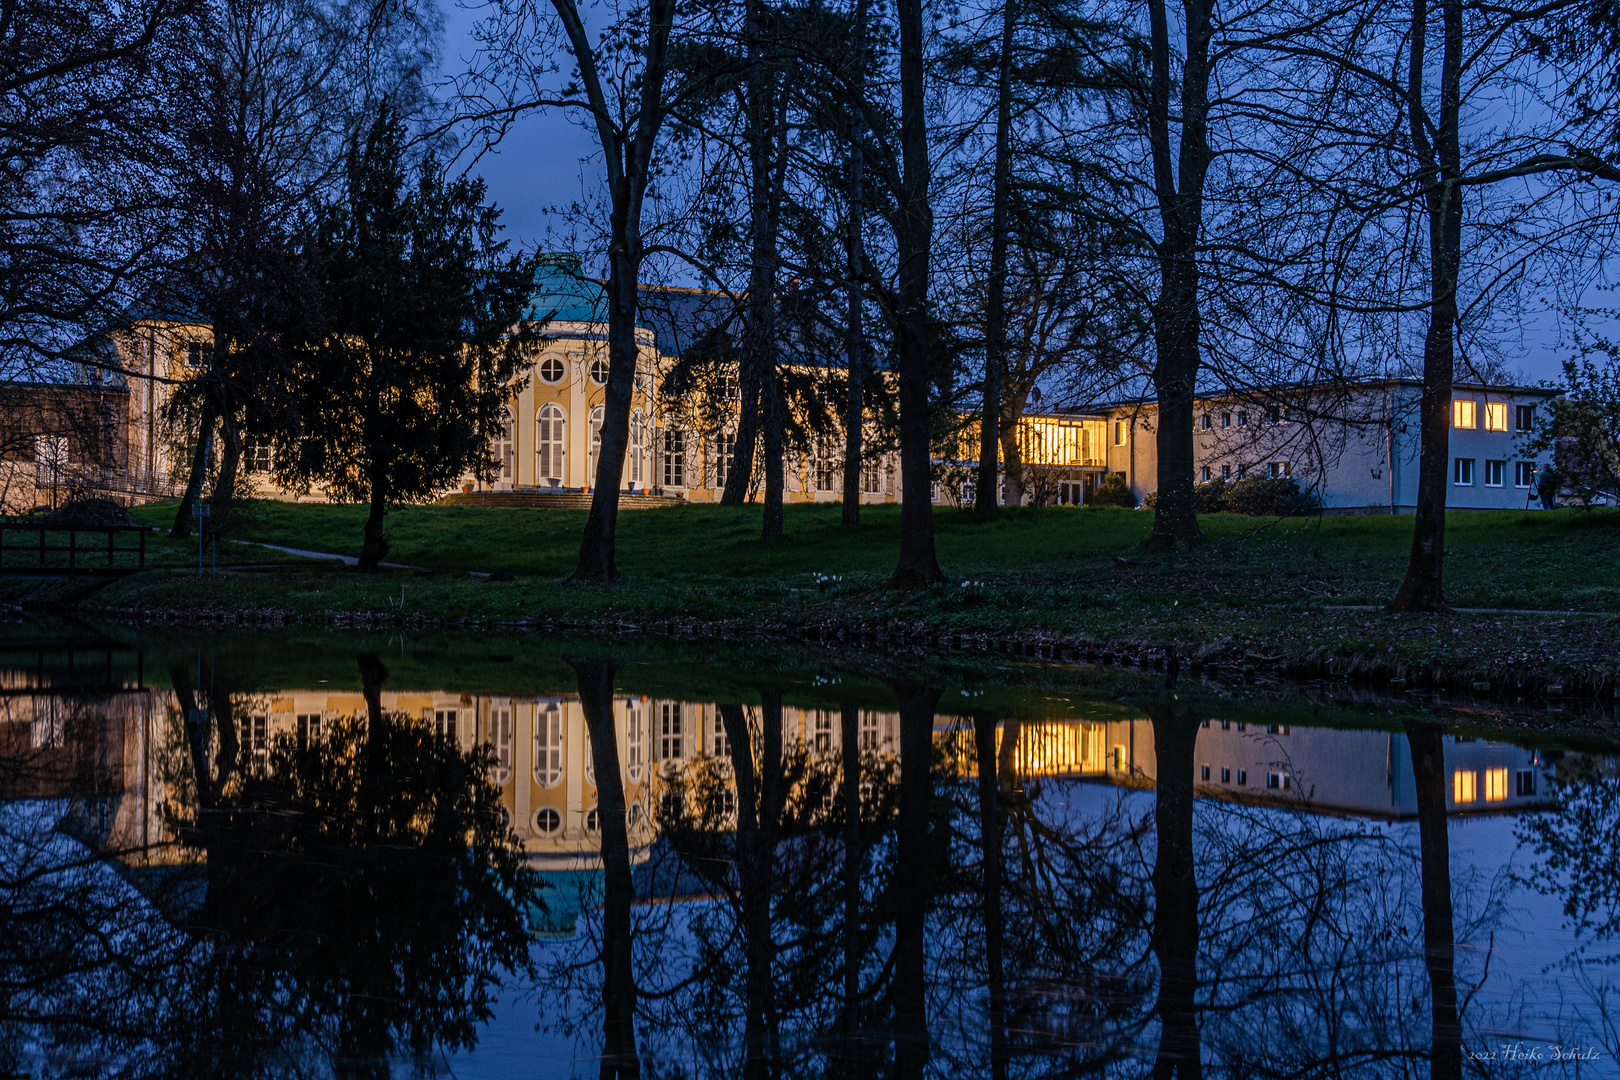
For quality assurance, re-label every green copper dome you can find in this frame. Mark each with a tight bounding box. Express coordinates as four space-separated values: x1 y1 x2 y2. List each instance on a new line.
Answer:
523 253 606 324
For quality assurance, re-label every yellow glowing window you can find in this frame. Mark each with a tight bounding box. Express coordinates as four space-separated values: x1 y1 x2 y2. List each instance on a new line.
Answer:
1452 400 1476 429
1484 767 1508 801
1484 402 1508 431
1453 769 1477 803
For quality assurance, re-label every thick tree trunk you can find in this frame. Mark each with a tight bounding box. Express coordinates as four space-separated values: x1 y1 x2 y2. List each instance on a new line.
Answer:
210 408 243 529
719 697 781 1077
556 0 674 581
974 714 1008 1080
357 468 389 572
838 703 865 1071
975 0 1017 517
998 421 1023 507
724 375 762 505
1142 0 1212 552
1388 0 1462 613
570 658 642 1080
170 394 218 540
841 5 869 528
1406 720 1462 1080
1147 701 1202 1079
890 681 940 1078
888 0 943 587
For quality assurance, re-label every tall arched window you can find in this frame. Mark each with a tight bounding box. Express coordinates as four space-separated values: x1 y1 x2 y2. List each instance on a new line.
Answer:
537 404 566 485
489 701 512 785
495 409 514 483
587 405 604 487
534 702 564 787
626 699 645 781
629 411 645 485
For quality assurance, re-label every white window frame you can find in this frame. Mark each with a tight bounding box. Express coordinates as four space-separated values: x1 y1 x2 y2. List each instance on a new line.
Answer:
537 403 567 484
1453 457 1475 486
1483 459 1505 487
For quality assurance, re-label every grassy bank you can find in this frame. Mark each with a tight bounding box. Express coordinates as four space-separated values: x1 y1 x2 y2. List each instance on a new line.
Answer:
5 500 1618 696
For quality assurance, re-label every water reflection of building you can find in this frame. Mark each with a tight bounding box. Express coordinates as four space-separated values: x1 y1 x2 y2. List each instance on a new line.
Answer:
988 718 1556 819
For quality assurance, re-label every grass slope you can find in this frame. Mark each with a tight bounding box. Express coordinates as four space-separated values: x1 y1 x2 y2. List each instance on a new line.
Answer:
4 499 1613 688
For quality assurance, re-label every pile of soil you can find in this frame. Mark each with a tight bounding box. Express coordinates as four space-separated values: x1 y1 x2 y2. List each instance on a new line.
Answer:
40 498 139 527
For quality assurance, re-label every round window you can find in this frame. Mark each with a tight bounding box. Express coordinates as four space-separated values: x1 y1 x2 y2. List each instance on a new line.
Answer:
540 356 565 383
534 806 562 834
584 807 600 834
590 358 609 385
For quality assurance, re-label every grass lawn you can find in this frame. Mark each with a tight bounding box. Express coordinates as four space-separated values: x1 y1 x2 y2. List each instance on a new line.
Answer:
129 498 1620 611
7 499 1615 690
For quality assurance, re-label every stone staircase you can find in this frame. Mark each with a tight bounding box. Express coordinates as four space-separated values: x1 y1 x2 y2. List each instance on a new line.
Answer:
439 489 684 510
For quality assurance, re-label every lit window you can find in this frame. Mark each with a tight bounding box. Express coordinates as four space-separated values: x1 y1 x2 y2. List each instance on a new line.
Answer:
1514 461 1535 488
539 356 565 383
534 704 564 787
1484 767 1508 801
659 702 683 761
1484 460 1505 487
662 430 685 487
1515 405 1536 432
1453 770 1477 803
1453 458 1475 486
1113 420 1128 446
1484 402 1508 431
1452 399 1476 429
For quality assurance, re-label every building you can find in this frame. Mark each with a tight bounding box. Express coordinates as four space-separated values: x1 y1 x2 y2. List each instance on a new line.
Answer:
1058 380 1561 513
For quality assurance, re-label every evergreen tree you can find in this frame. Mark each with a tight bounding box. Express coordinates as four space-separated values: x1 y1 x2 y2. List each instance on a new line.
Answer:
287 108 541 571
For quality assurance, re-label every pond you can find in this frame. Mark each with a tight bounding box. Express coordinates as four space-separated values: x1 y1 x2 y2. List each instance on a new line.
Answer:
2 622 1616 1078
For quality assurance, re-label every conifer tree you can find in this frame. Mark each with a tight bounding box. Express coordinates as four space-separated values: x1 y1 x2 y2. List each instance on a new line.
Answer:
287 109 541 571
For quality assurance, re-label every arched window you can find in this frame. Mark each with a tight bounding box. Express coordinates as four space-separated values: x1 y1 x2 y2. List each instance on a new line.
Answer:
590 357 609 384
587 405 604 487
537 404 566 484
495 409 515 482
626 699 645 781
534 702 564 787
488 702 512 785
629 411 645 485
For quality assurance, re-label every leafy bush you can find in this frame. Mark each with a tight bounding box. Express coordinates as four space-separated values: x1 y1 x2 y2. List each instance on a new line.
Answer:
1223 476 1321 516
1194 478 1230 513
1093 473 1137 507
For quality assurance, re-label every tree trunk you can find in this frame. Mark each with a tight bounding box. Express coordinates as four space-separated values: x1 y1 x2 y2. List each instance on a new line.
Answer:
1388 0 1462 613
1406 720 1461 1080
170 394 218 540
210 408 243 530
838 702 865 1072
975 0 1017 517
724 375 761 506
719 697 780 1078
1146 701 1202 1079
888 0 943 588
570 658 642 1080
841 3 869 528
1142 0 1212 553
889 681 940 1079
556 0 675 581
998 419 1023 507
974 714 1008 1080
357 468 389 572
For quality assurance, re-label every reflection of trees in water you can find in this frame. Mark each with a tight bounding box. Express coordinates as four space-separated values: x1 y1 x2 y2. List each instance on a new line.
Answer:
1518 753 1620 1068
2 653 536 1079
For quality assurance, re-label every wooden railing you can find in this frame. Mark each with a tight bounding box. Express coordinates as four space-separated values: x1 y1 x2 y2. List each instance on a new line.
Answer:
0 524 148 577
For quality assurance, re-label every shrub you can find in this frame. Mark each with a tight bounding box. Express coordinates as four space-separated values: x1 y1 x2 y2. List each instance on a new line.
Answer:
1194 478 1230 513
1223 476 1321 516
1093 473 1137 508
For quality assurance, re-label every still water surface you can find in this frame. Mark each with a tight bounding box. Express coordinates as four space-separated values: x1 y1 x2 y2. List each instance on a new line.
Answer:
3 624 1618 1078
